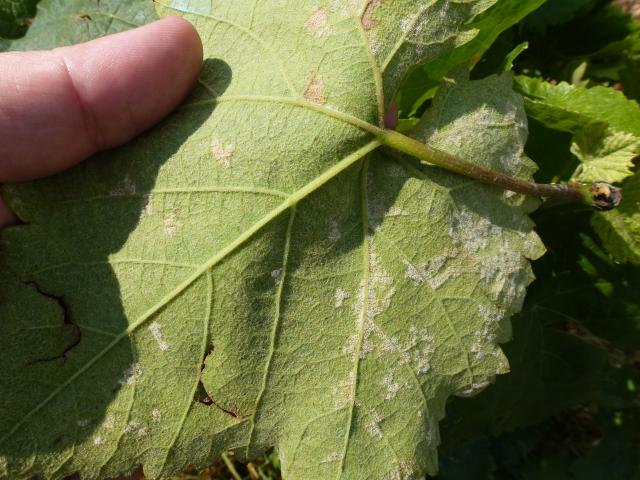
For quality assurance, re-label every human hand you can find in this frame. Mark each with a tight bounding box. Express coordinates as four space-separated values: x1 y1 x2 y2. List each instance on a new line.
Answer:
0 17 203 230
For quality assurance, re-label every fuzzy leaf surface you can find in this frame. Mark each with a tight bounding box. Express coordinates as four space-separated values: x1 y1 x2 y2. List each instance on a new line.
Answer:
0 1 544 479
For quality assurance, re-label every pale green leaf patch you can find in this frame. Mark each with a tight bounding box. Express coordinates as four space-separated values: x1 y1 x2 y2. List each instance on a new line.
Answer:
514 76 640 137
572 123 640 184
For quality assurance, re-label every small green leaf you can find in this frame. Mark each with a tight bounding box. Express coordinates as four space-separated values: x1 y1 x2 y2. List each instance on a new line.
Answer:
501 42 528 73
572 123 640 183
515 76 640 136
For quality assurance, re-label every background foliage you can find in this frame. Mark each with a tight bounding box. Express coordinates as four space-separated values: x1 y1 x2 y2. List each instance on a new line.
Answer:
0 0 639 479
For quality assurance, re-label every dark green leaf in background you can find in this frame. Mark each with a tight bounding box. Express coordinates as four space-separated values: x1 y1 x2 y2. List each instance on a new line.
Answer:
0 0 39 39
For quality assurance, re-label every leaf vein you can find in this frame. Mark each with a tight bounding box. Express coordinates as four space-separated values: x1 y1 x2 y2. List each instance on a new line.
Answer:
245 206 296 456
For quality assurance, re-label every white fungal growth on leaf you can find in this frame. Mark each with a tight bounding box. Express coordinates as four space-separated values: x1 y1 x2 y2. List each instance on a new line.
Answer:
139 193 154 219
148 321 170 352
403 255 454 290
365 409 384 438
93 436 105 446
502 189 523 206
382 367 409 400
448 209 496 253
401 13 418 33
335 288 349 308
400 326 435 374
456 378 492 398
328 219 341 241
360 242 396 319
123 420 149 437
110 175 136 197
328 0 358 17
480 241 528 309
211 138 235 167
271 268 283 285
151 409 162 424
163 212 180 238
119 363 142 386
323 451 345 463
383 460 417 480
124 420 141 434
103 413 115 430
351 242 397 359
385 206 410 217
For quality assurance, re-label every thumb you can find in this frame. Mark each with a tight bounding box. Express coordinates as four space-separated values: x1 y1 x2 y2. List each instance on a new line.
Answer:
0 16 203 183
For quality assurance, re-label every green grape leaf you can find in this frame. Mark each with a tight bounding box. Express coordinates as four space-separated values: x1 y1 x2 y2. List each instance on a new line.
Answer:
0 1 546 479
0 0 39 39
514 75 640 262
514 76 640 137
593 173 640 265
515 76 640 183
572 123 640 183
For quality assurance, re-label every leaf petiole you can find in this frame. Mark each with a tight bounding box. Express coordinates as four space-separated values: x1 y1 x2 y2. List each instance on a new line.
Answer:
379 129 623 211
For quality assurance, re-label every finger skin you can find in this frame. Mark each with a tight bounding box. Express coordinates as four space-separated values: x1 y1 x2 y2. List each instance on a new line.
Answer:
0 16 203 182
0 16 203 230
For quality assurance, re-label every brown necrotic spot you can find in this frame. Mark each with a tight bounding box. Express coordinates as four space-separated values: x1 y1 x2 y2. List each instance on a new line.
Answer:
304 74 326 104
362 0 384 30
304 7 331 37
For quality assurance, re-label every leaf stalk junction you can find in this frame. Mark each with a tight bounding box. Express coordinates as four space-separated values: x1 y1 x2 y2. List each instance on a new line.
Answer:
379 129 622 211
